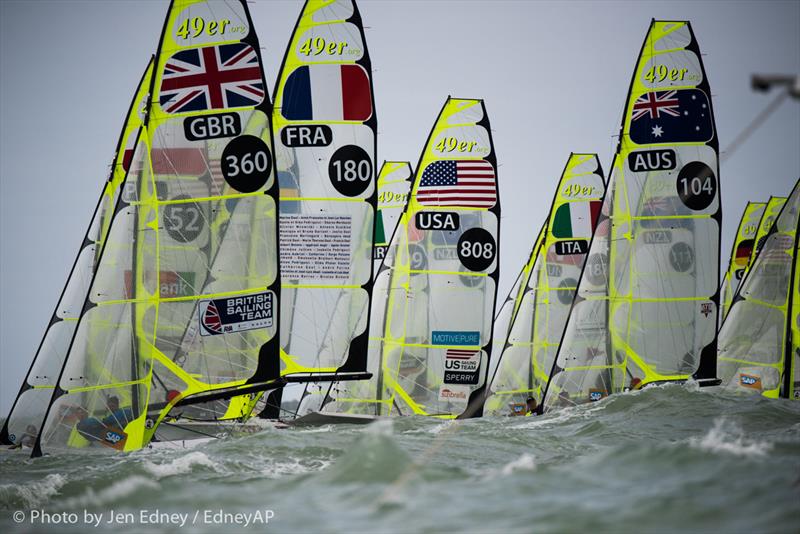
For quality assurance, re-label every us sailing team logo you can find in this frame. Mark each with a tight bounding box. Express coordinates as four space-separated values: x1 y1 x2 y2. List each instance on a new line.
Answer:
199 291 273 336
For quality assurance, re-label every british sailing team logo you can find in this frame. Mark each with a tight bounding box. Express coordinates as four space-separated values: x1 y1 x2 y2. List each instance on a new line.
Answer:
199 291 273 336
201 301 223 334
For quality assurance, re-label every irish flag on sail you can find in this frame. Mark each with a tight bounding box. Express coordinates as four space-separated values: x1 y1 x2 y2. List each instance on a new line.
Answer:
281 64 372 121
552 201 601 239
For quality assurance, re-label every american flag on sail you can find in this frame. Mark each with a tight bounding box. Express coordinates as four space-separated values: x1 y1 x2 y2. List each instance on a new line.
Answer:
417 160 496 208
159 43 264 114
631 90 681 121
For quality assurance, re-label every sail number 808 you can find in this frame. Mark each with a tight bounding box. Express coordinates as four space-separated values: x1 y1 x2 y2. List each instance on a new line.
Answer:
457 228 496 271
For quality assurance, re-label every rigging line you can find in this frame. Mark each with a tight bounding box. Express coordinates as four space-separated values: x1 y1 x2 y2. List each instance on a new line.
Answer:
721 90 789 163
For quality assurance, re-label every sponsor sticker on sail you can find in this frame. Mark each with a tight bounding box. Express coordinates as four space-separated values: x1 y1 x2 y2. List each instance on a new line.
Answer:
199 291 273 336
739 373 762 390
437 385 470 406
443 349 480 385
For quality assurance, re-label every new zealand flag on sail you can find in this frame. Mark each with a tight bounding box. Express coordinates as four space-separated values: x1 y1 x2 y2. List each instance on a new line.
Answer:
629 89 713 145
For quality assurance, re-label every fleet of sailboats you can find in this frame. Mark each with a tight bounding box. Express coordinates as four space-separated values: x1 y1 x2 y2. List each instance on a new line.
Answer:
3 3 798 456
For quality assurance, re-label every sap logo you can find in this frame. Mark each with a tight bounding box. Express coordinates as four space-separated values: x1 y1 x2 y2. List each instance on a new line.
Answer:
628 149 676 172
415 211 459 231
555 239 588 255
589 390 605 402
105 431 123 444
184 113 241 141
280 125 332 147
739 373 762 390
643 230 672 244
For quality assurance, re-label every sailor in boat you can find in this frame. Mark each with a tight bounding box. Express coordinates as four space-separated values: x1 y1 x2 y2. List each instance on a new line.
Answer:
75 396 133 442
507 396 538 416
6 424 38 449
525 397 537 416
627 377 642 391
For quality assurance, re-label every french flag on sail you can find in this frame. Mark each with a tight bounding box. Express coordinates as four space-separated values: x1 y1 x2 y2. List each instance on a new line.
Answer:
281 64 372 121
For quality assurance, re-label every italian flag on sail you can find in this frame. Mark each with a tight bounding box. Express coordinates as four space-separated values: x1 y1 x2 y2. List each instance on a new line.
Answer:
374 210 386 246
552 201 601 239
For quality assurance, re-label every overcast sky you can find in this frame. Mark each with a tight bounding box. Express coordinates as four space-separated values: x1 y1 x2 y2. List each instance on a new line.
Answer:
1 0 798 412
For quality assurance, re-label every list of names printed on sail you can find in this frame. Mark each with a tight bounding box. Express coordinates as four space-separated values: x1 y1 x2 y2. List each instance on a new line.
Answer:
280 214 352 280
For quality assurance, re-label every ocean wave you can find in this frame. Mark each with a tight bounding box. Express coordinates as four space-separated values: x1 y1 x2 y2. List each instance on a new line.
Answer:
56 475 158 509
690 418 772 458
3 473 67 509
142 451 217 479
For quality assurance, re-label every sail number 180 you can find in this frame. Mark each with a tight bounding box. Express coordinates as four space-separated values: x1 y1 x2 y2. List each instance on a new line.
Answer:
329 145 372 197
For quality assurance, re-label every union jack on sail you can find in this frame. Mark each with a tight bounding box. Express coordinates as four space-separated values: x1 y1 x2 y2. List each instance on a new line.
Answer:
631 90 681 121
160 43 264 114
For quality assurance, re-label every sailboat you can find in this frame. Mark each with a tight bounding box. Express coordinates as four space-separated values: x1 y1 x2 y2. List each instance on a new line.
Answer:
540 20 721 412
373 162 414 273
266 0 377 419
30 0 288 455
363 97 500 418
485 154 605 416
1 60 154 451
289 161 413 422
743 196 787 281
720 201 766 321
718 180 799 399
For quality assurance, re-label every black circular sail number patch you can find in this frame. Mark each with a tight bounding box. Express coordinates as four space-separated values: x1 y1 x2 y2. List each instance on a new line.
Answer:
164 195 204 243
328 145 372 197
457 228 496 272
676 161 716 211
221 135 272 193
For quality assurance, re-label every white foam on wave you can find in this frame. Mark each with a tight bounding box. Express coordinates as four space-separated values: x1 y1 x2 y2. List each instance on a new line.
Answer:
259 457 333 478
690 418 772 458
516 400 607 430
58 475 158 509
500 453 536 475
11 473 67 508
364 417 394 436
142 451 217 479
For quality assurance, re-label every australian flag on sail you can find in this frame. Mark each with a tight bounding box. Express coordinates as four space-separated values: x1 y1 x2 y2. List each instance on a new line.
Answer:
629 89 713 145
159 43 264 114
417 160 496 208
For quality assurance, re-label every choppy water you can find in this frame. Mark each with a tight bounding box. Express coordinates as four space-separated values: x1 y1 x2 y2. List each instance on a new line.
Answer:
2 385 799 533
